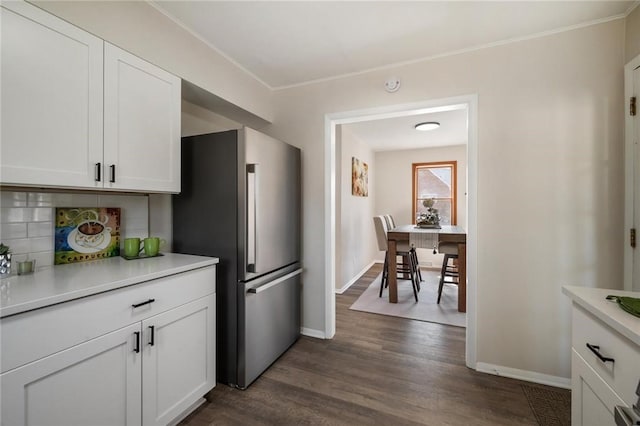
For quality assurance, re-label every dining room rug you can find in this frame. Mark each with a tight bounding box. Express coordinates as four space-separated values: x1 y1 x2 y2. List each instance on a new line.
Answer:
349 269 466 327
521 384 571 426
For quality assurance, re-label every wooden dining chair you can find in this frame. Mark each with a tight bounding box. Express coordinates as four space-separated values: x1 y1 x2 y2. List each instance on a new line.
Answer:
373 216 419 302
437 242 459 304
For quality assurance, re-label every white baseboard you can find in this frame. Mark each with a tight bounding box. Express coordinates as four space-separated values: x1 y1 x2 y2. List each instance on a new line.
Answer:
301 327 326 339
335 260 377 294
475 362 571 389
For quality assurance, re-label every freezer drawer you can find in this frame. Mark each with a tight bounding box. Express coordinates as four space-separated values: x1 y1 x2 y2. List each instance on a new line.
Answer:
238 268 301 389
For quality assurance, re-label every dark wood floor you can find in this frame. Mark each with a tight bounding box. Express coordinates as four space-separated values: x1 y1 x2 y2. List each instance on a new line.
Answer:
180 264 553 425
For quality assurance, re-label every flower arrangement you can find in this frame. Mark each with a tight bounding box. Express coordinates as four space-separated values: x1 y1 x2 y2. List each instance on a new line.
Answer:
416 198 440 227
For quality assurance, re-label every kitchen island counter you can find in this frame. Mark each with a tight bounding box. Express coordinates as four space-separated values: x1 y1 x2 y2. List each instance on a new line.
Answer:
0 253 218 318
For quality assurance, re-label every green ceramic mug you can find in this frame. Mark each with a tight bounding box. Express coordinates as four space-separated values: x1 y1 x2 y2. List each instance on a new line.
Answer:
123 238 143 257
143 237 165 257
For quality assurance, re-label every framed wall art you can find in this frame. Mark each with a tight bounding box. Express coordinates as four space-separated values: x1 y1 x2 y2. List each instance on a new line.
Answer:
352 157 368 197
54 207 121 264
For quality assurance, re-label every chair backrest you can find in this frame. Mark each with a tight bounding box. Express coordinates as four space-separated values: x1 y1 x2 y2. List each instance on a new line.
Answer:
384 214 396 230
373 216 389 251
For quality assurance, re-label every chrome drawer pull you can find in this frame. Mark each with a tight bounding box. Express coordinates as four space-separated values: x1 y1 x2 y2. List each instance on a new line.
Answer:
586 343 615 364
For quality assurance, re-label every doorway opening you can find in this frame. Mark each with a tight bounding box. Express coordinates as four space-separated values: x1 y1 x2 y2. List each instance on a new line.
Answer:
324 95 478 368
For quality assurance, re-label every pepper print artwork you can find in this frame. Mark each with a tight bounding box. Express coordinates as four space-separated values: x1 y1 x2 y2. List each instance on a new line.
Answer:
54 208 121 264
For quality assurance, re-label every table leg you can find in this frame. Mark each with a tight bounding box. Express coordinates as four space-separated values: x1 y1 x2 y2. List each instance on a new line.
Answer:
401 256 409 279
388 239 398 303
458 242 466 313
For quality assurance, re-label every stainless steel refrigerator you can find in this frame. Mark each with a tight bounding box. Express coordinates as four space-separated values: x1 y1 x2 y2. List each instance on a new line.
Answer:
172 127 301 389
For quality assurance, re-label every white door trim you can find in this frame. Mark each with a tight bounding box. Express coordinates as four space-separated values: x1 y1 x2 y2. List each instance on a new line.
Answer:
624 54 640 291
324 94 479 369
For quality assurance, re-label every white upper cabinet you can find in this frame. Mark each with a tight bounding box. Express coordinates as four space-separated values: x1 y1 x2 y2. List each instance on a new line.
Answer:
104 43 181 193
0 2 104 189
0 2 181 193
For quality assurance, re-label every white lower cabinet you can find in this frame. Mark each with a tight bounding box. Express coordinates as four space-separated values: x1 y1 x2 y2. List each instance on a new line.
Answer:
569 303 640 425
0 266 216 426
571 349 625 426
1 323 142 426
142 295 216 426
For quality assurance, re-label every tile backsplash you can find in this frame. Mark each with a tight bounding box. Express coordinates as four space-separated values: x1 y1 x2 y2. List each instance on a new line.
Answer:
0 191 149 268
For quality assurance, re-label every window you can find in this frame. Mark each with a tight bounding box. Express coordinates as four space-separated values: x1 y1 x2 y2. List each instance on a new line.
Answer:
412 161 457 225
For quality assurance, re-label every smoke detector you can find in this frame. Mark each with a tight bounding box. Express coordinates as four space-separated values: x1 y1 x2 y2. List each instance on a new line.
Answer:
384 78 400 93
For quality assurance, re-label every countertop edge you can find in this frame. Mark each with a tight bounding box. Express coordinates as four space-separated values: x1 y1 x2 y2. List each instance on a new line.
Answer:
562 286 640 347
1 255 219 318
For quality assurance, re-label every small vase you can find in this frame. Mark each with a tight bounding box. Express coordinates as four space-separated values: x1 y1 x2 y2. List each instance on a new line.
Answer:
0 254 12 278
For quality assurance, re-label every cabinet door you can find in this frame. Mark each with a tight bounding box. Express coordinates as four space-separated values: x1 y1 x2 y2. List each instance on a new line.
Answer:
0 2 103 189
571 349 625 426
0 323 142 426
142 294 216 426
104 42 181 193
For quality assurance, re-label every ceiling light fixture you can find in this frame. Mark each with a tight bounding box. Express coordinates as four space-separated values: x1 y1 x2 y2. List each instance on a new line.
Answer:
414 122 440 131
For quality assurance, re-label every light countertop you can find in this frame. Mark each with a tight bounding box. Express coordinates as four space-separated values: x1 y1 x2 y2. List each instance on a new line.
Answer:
563 286 640 346
0 253 218 318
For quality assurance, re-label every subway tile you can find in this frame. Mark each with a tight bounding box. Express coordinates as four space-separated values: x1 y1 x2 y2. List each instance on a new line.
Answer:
98 194 148 210
29 237 53 253
47 193 98 208
29 251 53 268
27 192 54 207
3 238 29 254
10 253 29 263
0 192 27 208
0 223 28 240
27 222 53 238
30 208 53 222
0 208 28 223
0 191 151 265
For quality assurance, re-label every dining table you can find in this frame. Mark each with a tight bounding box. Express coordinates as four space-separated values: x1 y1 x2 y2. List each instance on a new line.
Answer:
387 224 467 312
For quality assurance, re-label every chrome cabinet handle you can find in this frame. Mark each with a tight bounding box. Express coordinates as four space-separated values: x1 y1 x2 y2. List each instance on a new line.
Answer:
586 343 615 364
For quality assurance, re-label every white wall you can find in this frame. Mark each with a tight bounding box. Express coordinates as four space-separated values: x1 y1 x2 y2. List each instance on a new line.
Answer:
375 145 467 268
269 20 625 380
336 127 377 291
626 5 640 62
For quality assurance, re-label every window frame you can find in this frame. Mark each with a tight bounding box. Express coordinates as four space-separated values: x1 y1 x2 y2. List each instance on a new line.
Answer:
412 161 457 225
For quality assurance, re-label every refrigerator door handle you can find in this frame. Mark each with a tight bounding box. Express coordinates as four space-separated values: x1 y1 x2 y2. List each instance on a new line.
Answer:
247 163 258 273
247 269 303 294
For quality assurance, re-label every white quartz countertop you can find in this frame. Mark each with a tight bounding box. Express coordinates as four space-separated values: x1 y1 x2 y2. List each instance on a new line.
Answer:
0 253 218 318
563 286 640 346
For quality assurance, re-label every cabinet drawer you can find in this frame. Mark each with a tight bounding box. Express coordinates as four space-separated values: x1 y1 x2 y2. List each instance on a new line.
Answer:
571 348 626 426
1 266 215 374
572 304 640 407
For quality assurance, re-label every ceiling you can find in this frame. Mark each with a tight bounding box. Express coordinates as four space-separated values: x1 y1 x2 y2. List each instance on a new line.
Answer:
342 107 468 152
153 1 636 150
151 1 635 89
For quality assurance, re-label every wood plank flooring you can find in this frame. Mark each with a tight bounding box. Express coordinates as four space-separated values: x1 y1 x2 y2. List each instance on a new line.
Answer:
180 264 555 425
